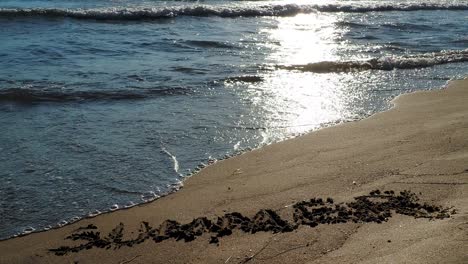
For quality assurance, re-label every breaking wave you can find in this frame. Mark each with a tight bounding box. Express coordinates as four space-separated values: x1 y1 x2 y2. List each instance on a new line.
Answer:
0 3 467 20
0 87 189 103
278 49 468 73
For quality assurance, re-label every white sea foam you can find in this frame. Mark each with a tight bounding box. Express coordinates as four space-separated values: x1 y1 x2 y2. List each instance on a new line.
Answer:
124 201 136 208
69 216 81 223
0 3 466 20
22 227 35 234
88 210 102 218
141 191 158 202
161 146 182 176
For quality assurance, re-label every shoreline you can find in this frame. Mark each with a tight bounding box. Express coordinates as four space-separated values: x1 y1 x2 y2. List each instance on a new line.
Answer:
0 86 378 242
1 78 467 263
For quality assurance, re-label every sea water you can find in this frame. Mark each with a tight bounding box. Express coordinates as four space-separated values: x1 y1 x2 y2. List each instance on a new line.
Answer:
0 0 467 239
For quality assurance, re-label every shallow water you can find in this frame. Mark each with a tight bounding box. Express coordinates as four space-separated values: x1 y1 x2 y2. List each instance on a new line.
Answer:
0 0 467 239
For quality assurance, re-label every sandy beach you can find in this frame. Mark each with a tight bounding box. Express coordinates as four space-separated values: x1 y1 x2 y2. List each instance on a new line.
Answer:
1 78 467 264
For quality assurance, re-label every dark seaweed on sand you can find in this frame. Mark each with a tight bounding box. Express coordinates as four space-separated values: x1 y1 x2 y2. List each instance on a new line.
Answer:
49 190 453 256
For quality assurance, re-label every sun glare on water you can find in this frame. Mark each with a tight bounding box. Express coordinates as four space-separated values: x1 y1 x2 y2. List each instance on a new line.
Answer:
232 13 362 144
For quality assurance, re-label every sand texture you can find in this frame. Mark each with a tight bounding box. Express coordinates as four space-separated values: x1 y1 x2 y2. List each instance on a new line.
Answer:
1 79 467 264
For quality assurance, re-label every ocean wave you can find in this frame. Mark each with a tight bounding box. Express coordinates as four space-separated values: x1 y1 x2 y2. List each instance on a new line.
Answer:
277 49 468 73
0 87 189 103
337 21 434 31
314 3 468 13
0 3 467 20
380 22 434 31
0 5 310 20
224 75 264 83
183 40 238 49
335 21 369 28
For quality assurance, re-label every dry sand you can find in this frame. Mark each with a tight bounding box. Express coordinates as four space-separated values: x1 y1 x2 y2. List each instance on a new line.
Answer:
1 79 467 264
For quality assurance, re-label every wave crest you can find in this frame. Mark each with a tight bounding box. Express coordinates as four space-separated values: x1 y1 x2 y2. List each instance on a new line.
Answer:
278 49 468 73
0 3 467 20
0 87 189 103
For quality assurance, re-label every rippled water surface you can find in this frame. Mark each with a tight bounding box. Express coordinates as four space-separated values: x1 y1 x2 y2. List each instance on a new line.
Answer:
0 0 467 239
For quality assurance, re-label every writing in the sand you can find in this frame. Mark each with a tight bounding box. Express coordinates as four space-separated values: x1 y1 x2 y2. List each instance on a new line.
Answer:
49 190 453 256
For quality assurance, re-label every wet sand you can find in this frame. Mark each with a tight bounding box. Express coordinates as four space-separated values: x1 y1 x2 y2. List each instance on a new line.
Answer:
1 79 467 264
